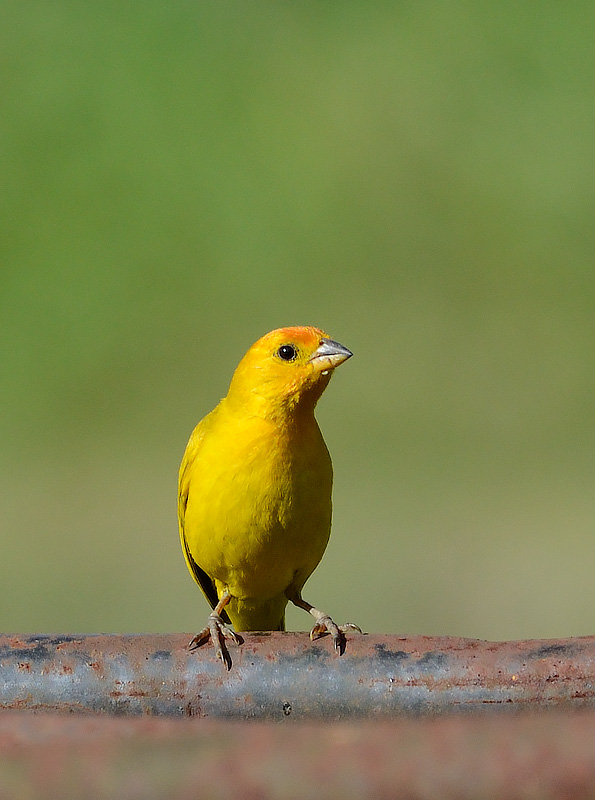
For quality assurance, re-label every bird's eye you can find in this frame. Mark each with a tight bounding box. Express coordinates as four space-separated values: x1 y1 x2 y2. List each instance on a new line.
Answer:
277 344 297 362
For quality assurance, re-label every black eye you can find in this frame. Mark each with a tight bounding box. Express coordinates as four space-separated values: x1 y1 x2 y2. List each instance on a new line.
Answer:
277 344 297 361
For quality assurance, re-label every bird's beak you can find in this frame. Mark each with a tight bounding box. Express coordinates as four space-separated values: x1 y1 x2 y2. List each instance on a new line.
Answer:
309 338 353 371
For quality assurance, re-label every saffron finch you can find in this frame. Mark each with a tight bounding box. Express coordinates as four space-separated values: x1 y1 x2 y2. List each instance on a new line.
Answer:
178 325 359 668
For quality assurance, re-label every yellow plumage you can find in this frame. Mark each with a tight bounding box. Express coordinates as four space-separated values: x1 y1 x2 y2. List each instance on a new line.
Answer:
178 326 357 666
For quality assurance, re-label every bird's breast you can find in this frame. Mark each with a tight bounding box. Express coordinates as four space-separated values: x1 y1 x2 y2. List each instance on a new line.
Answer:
183 413 333 600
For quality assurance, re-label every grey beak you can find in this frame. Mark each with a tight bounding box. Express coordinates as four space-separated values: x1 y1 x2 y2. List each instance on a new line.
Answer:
309 337 353 368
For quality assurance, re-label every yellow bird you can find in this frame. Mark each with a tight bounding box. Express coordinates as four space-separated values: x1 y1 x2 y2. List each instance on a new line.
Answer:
178 325 359 667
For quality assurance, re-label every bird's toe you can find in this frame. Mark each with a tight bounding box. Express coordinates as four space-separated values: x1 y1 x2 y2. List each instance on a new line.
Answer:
188 613 242 669
310 616 362 655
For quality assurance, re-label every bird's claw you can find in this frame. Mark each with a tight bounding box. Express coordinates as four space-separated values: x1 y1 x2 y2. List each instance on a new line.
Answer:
309 616 362 655
188 613 243 670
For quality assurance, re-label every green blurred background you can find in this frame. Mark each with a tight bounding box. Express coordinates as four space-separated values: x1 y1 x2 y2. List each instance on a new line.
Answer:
2 2 594 641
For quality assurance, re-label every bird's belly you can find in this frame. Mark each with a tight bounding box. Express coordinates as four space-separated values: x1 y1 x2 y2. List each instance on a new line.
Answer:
218 515 329 600
182 409 333 609
185 460 331 601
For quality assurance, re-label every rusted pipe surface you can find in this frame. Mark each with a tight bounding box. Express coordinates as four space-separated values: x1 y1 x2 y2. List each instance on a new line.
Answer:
2 711 595 799
1 632 594 718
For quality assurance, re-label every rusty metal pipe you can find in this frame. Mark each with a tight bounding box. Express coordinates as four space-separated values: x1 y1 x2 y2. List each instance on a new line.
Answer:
1 632 594 719
4 711 595 799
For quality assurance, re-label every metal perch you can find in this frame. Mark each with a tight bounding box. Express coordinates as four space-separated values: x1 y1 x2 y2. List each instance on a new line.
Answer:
1 632 594 719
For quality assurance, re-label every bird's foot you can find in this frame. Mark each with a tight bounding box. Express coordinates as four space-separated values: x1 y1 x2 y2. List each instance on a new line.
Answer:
188 612 243 670
310 616 362 655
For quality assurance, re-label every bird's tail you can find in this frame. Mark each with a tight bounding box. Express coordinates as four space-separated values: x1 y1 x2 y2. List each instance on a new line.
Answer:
276 614 285 632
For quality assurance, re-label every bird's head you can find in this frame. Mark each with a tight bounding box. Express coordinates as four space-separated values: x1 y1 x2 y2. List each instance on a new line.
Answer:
226 326 352 419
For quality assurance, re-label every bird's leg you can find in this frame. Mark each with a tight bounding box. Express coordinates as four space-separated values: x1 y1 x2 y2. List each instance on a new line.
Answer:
188 590 243 670
287 592 362 656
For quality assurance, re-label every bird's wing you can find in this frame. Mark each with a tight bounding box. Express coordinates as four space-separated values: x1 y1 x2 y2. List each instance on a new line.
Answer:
178 420 231 622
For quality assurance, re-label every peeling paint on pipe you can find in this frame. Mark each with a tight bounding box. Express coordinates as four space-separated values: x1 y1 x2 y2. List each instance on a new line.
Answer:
1 632 594 718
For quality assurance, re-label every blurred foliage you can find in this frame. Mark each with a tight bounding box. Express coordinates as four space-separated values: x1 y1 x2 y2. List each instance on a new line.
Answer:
2 1 595 640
